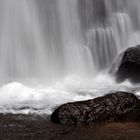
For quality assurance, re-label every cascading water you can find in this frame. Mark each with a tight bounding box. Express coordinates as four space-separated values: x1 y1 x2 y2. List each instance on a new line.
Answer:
79 0 140 70
0 0 49 81
0 0 140 114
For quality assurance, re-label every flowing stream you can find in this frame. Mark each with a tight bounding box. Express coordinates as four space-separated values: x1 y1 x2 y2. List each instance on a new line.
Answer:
0 0 140 114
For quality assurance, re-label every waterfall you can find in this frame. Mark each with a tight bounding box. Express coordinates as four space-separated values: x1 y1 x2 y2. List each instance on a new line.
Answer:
0 0 139 113
0 0 50 82
0 0 94 84
79 0 140 70
0 0 140 82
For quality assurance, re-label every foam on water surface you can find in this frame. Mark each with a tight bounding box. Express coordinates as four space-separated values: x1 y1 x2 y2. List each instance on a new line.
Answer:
0 74 138 115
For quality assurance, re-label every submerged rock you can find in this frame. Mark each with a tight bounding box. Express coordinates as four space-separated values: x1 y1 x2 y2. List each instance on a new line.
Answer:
111 45 140 83
51 92 140 125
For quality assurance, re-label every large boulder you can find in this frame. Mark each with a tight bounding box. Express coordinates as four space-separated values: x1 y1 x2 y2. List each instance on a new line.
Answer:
111 45 140 83
51 92 140 125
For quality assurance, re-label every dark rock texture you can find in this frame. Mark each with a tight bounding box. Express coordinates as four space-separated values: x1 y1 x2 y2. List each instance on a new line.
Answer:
51 92 140 125
112 45 140 83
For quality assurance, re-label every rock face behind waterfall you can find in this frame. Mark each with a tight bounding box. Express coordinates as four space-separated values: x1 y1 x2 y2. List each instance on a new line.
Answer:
111 45 140 83
51 92 140 125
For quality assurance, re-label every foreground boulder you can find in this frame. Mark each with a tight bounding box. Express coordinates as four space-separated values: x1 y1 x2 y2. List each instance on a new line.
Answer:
51 92 140 125
111 45 140 83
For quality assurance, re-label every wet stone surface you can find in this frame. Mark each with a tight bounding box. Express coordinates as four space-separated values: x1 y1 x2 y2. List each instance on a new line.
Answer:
51 92 140 125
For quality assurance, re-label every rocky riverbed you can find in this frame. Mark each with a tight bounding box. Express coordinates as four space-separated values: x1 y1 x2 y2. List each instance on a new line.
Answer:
0 113 140 140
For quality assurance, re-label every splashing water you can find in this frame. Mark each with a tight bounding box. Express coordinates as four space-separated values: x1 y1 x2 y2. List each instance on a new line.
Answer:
0 74 138 114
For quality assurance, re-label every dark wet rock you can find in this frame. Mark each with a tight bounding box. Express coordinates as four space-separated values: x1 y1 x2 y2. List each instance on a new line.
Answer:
111 45 140 83
51 92 140 125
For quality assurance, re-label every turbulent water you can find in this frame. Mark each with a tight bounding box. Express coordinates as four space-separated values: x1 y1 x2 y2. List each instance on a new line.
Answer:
0 0 140 114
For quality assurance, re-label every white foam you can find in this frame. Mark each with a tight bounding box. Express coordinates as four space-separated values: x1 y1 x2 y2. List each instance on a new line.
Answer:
0 74 137 115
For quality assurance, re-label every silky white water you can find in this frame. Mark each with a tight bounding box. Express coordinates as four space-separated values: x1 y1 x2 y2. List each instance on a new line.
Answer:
0 74 139 114
0 0 140 114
